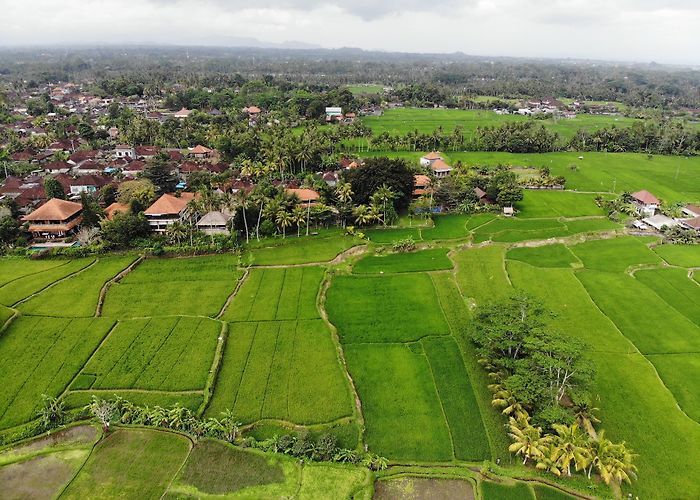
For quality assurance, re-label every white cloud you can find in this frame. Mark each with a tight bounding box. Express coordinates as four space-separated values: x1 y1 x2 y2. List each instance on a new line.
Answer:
0 0 698 64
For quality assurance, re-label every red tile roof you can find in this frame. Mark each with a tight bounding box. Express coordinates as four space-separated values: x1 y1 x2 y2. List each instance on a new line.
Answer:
24 198 82 222
145 192 197 216
286 188 320 203
631 190 660 205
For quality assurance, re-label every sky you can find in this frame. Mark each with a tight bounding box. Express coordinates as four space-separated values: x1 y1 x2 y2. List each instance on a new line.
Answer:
1 0 699 65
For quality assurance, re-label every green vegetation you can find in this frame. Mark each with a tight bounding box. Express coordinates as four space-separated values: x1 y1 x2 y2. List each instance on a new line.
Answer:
0 258 94 306
77 317 220 392
516 190 607 218
570 236 661 272
61 429 192 499
635 268 700 326
652 243 700 267
421 214 470 240
366 227 421 243
18 256 136 317
0 317 115 429
103 255 242 317
353 248 452 274
244 235 361 265
222 267 322 322
506 244 579 268
206 319 353 424
453 245 511 304
327 274 450 343
480 480 535 500
0 258 69 286
473 217 619 243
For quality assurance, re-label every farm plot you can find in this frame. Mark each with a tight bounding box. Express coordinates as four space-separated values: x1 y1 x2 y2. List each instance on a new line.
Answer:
326 274 450 343
421 214 470 240
75 316 221 392
365 227 422 244
453 245 511 304
635 268 700 326
60 429 192 500
516 190 607 218
0 258 70 286
570 236 661 272
506 244 579 268
0 316 115 429
222 267 322 322
652 244 700 268
344 342 454 461
352 248 452 274
205 319 353 424
102 255 241 317
0 258 94 306
18 256 136 317
245 235 361 265
473 217 618 243
646 353 700 423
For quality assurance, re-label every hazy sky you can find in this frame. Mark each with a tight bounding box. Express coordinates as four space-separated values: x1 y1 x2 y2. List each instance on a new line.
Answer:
2 0 699 64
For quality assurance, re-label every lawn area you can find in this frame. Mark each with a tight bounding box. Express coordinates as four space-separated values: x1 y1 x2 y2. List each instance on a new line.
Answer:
75 316 221 392
651 244 700 267
344 342 454 461
244 235 362 265
421 214 470 240
506 244 579 268
103 255 242 317
0 258 94 306
327 274 450 343
60 429 191 500
221 267 322 322
205 319 353 424
452 245 511 304
516 190 607 218
18 256 136 317
0 316 115 429
352 248 452 274
570 236 661 272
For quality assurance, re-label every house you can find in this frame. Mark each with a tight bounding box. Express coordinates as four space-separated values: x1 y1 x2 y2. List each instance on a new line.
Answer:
43 161 72 175
144 192 198 232
631 190 660 216
642 214 679 231
115 145 136 159
68 150 97 165
681 204 700 218
413 174 431 198
286 188 320 204
188 145 213 159
420 151 443 168
430 159 452 178
680 216 700 232
322 171 339 187
503 206 515 217
104 202 129 220
474 187 495 205
122 160 146 178
67 175 110 196
73 160 103 175
135 146 160 159
196 210 231 235
173 107 193 119
108 126 119 139
243 106 261 115
23 198 83 238
325 107 343 122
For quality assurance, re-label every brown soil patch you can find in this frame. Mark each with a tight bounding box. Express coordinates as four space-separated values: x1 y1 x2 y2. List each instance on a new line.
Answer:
1 425 97 457
374 477 475 500
0 452 83 500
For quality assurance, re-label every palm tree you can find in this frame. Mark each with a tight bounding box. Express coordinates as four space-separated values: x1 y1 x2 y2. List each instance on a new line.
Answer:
235 190 250 243
276 209 293 238
353 205 373 226
166 221 187 245
507 416 548 465
491 388 528 420
536 443 563 477
292 205 306 237
588 431 637 487
336 181 353 228
552 422 591 477
370 183 396 226
0 147 9 178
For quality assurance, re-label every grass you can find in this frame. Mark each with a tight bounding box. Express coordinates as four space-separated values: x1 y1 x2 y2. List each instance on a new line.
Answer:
365 227 422 244
516 190 607 218
103 255 242 318
634 268 700 326
452 245 511 304
570 236 661 272
352 248 453 274
327 274 450 343
0 258 69 286
646 353 700 423
0 258 94 306
221 267 322 322
422 336 491 461
78 317 221 392
480 479 535 499
174 439 284 495
18 256 136 317
652 244 700 268
205 320 353 424
421 214 470 240
344 342 454 461
244 235 361 265
60 429 191 500
532 484 577 499
506 244 579 268
473 216 619 243
0 316 115 429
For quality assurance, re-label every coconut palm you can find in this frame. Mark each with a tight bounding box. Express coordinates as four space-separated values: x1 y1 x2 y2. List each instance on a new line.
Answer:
235 189 251 243
589 431 637 486
292 205 305 237
336 181 353 204
166 221 187 245
552 422 591 476
507 416 548 465
353 204 373 226
276 209 293 238
535 443 563 477
492 388 528 420
371 183 396 226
